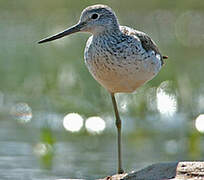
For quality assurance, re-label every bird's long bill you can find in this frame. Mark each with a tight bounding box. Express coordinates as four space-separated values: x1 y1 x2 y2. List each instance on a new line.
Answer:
38 22 85 44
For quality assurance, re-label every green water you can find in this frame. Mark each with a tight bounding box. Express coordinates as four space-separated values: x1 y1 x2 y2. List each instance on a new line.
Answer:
0 0 204 179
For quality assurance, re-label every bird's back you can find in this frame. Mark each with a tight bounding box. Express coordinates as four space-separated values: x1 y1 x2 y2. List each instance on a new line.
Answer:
84 26 163 93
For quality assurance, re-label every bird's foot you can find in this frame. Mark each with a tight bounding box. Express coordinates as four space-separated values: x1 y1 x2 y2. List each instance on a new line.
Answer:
118 168 124 174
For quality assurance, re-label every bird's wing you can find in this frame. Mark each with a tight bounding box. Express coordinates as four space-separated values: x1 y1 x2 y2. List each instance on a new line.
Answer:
120 26 168 65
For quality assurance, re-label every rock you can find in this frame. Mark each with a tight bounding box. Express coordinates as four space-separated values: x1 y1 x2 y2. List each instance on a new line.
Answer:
101 161 204 180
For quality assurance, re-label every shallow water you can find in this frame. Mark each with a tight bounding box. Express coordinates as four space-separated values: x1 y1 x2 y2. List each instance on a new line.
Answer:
1 0 204 179
0 108 201 179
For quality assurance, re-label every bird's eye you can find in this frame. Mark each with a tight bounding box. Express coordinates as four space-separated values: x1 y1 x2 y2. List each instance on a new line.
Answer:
91 13 99 19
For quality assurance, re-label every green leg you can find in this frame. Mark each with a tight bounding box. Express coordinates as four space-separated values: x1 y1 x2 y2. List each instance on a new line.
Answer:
111 93 124 174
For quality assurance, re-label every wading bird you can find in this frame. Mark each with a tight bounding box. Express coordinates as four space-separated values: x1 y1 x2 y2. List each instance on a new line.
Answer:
38 4 167 174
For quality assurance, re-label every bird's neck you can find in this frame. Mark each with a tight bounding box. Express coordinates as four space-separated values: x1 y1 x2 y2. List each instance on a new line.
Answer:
93 26 121 38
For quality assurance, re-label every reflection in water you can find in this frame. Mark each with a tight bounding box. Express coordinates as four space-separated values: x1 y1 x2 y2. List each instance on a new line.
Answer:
165 140 178 155
63 113 83 132
195 114 204 133
10 103 32 123
85 116 106 134
156 82 177 117
34 128 55 169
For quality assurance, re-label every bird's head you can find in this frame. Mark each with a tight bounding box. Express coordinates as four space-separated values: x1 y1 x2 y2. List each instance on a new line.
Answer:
38 4 119 44
79 4 119 34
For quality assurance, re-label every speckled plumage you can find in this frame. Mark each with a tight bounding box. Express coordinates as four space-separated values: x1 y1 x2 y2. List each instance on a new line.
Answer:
85 25 163 93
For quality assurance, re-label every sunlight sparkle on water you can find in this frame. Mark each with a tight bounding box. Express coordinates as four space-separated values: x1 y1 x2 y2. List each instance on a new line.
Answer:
11 103 32 123
117 94 130 113
195 114 204 133
85 116 106 134
63 113 83 132
33 143 52 156
156 89 177 117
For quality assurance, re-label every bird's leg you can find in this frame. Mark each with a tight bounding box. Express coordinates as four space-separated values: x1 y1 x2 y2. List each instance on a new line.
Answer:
110 93 124 174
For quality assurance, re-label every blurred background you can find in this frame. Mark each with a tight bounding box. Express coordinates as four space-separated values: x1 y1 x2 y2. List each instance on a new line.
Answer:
0 0 204 179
